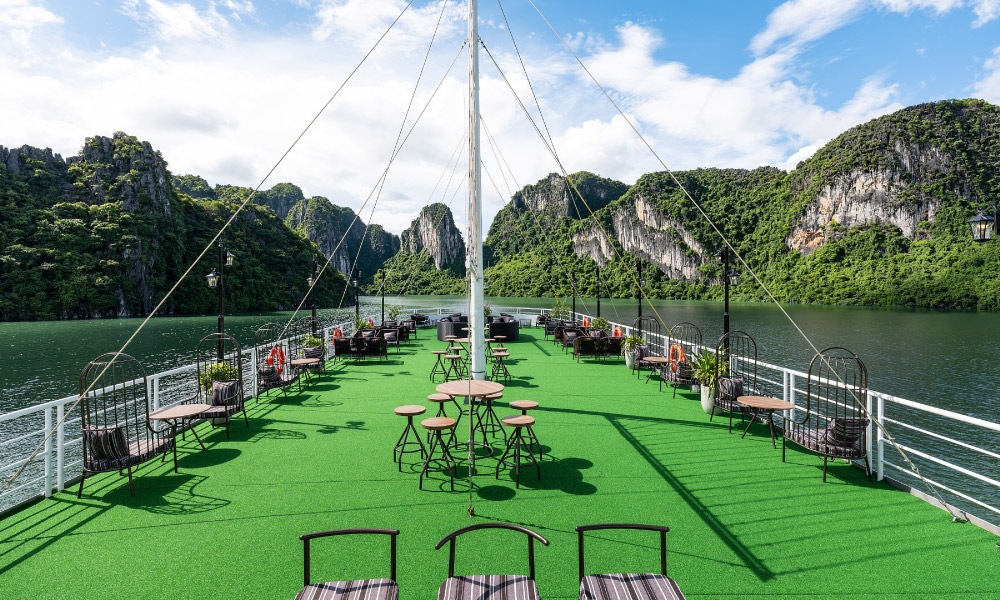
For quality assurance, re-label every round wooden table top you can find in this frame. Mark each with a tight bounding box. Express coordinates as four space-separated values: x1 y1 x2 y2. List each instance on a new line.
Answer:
436 379 504 398
502 415 534 427
509 400 538 410
427 393 452 402
421 416 457 431
644 356 672 364
738 395 794 410
394 405 426 416
150 403 211 420
451 337 470 344
290 358 320 366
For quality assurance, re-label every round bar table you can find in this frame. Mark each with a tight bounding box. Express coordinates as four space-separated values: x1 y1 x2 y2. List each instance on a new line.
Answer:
150 403 211 453
644 356 672 391
436 379 504 476
737 395 795 448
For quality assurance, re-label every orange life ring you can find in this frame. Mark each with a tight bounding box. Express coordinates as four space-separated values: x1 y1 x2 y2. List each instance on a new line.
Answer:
333 328 343 339
613 326 623 337
668 344 685 372
367 318 374 326
269 346 286 374
582 317 590 327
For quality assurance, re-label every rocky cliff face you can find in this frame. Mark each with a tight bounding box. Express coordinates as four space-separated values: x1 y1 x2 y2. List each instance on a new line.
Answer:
284 197 400 282
572 194 706 279
400 203 465 274
512 171 628 218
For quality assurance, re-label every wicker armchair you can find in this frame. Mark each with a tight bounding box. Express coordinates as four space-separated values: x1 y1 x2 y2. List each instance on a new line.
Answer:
711 331 757 433
78 353 176 498
295 528 399 600
573 337 601 362
435 523 549 600
601 337 624 361
577 524 686 600
665 322 701 397
188 333 249 439
784 347 872 482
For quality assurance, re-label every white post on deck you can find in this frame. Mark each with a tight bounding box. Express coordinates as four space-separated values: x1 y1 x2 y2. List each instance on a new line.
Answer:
877 395 885 481
43 407 53 497
56 403 65 492
467 0 486 381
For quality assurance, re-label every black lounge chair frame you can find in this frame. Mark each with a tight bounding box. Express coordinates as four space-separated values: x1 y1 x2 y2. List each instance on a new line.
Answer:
711 331 757 433
297 528 399 600
576 524 686 600
665 322 702 396
189 332 249 439
435 522 549 582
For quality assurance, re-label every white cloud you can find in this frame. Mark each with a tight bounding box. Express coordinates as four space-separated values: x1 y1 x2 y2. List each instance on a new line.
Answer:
0 0 63 46
122 0 231 41
750 0 865 56
970 0 1000 26
973 45 1000 102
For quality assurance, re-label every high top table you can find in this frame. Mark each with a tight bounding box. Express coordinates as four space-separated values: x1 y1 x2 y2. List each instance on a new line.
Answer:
436 379 504 476
737 395 795 448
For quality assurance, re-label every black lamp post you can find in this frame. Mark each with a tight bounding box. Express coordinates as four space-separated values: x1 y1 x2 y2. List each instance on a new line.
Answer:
596 266 602 319
968 206 997 242
379 268 386 325
716 247 732 339
205 243 233 360
307 258 318 336
353 268 361 320
637 259 645 321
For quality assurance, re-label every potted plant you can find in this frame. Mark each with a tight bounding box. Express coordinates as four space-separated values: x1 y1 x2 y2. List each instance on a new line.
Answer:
353 314 373 334
387 304 404 321
620 335 644 369
690 350 726 415
302 334 323 359
484 303 492 317
199 362 239 392
549 298 570 321
590 316 610 335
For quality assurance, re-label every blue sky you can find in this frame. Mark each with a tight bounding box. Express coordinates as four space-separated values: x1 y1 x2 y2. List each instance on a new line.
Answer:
2 0 1000 233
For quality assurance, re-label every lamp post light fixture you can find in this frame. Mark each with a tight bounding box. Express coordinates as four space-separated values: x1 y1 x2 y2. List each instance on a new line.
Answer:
206 243 232 359
968 206 997 242
353 268 361 320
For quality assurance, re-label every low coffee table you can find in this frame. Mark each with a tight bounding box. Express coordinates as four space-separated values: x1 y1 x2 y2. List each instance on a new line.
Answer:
737 395 795 448
150 403 211 451
644 356 672 391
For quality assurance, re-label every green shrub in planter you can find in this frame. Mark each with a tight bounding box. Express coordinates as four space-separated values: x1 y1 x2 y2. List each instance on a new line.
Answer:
199 362 239 391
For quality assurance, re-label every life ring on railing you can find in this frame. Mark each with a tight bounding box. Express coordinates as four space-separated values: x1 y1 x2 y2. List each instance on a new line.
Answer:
333 328 343 339
368 318 374 326
582 317 590 327
268 346 286 374
668 344 685 372
613 326 623 337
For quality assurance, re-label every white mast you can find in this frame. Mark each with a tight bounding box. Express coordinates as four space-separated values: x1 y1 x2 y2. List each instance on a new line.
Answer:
467 0 485 381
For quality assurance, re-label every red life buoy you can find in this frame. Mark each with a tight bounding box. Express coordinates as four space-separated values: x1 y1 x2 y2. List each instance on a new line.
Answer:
367 318 374 326
333 328 343 339
668 344 685 372
269 346 286 374
613 326 623 337
582 317 590 327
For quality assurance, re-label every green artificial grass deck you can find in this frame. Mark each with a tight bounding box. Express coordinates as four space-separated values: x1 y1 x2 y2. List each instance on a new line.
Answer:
2 330 998 599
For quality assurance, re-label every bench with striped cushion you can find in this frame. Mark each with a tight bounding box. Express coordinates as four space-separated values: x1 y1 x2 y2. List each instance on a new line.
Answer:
295 578 397 600
438 575 539 600
580 574 685 600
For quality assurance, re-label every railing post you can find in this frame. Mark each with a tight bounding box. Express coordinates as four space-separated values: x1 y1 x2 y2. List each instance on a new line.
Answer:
782 370 789 403
877 394 885 481
56 403 65 492
251 345 258 397
866 391 873 469
43 407 53 498
152 376 160 411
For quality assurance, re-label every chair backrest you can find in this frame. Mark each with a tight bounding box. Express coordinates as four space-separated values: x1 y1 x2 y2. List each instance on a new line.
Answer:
195 333 244 407
714 331 757 399
576 524 669 580
435 522 549 580
79 353 158 465
334 338 353 356
604 337 623 355
633 317 663 355
254 322 280 370
668 322 702 365
300 528 399 586
790 347 869 440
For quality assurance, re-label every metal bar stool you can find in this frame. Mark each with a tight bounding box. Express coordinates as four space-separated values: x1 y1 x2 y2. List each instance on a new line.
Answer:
496 415 540 489
491 351 511 383
428 393 463 449
420 417 458 491
474 391 507 443
504 400 541 456
444 354 467 381
393 405 427 471
430 350 448 381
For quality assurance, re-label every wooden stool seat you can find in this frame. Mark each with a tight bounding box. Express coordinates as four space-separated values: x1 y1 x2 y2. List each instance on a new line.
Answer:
432 350 447 355
502 415 534 427
394 405 426 417
484 392 503 401
427 393 452 403
494 336 507 341
492 351 510 358
422 417 457 431
509 400 538 411
444 354 461 360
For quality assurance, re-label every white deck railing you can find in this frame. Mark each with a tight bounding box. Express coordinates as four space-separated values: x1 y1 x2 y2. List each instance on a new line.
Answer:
3 306 997 535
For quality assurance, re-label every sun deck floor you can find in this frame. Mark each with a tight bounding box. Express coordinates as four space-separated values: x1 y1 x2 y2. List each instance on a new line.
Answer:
2 330 997 599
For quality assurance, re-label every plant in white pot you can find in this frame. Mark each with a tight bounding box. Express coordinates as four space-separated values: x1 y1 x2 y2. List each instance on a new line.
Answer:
691 350 726 415
620 335 644 369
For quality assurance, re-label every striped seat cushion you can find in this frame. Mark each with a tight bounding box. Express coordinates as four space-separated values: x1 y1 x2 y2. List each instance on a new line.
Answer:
580 573 686 600
86 436 174 471
438 575 539 600
786 426 866 458
295 579 397 600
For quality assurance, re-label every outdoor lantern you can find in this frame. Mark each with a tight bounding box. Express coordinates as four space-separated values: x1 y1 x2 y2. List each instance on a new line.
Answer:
715 249 723 266
307 275 315 287
224 248 234 267
727 271 740 287
639 275 646 287
968 211 995 243
206 269 220 288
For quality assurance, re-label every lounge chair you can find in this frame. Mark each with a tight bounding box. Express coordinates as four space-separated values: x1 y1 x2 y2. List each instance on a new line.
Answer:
294 528 399 600
577 524 686 600
435 523 549 600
